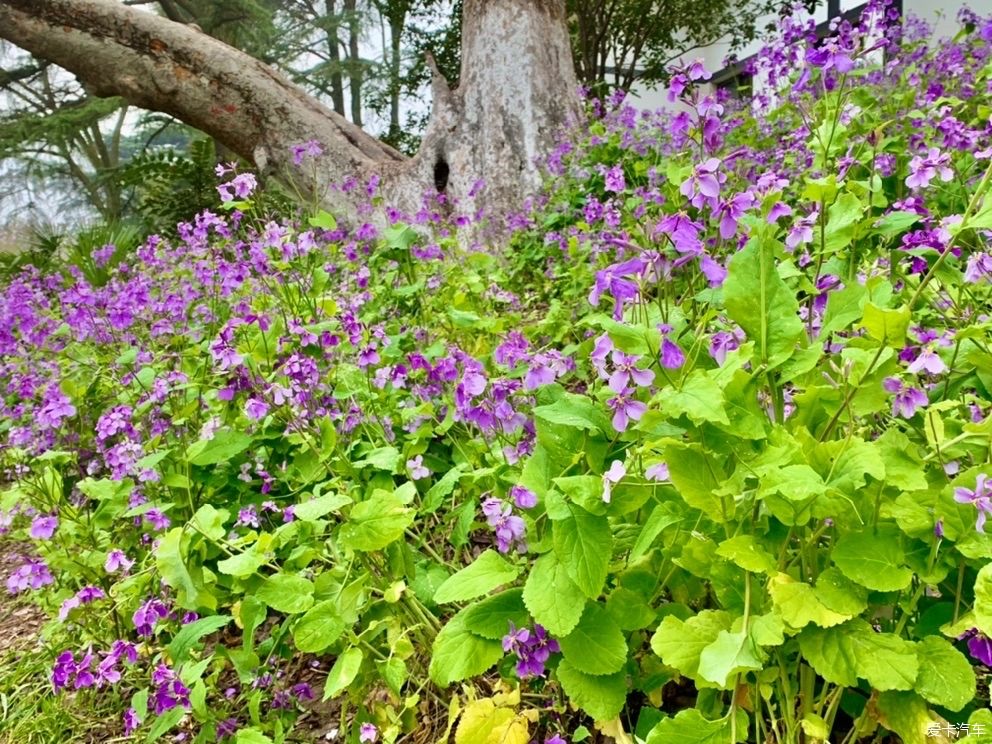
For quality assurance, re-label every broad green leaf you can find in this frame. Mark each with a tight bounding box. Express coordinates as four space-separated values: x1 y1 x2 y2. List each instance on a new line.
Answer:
156 528 214 610
322 647 363 700
820 284 867 337
308 210 337 230
190 504 228 541
552 475 606 515
606 587 657 630
768 573 849 629
462 589 529 640
235 729 274 744
293 600 346 653
354 446 400 471
665 444 726 518
338 491 414 551
145 705 184 742
813 567 868 616
651 610 733 680
429 613 503 687
553 505 611 598
433 549 519 604
186 429 252 466
555 659 627 721
861 302 911 346
238 597 266 652
256 573 314 614
293 492 352 521
657 371 730 425
973 563 992 637
723 235 803 369
914 636 976 711
534 393 610 434
455 698 529 744
522 551 587 636
875 691 937 744
823 191 863 253
217 550 267 578
647 710 739 744
872 210 920 237
168 615 231 663
876 429 929 491
715 536 776 574
422 464 468 513
832 529 912 592
697 629 763 687
798 619 918 690
630 502 684 561
558 603 627 676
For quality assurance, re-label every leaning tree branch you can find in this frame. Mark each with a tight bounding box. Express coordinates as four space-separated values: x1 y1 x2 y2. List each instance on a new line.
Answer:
0 0 405 196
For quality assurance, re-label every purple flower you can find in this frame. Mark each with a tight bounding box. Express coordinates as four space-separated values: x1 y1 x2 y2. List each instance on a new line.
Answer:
29 514 58 540
216 718 239 740
501 622 560 678
767 202 793 223
244 398 269 420
709 329 743 364
602 460 626 504
236 506 260 528
546 736 568 744
965 252 992 283
656 213 704 255
646 462 670 481
359 723 379 743
906 347 946 375
151 664 191 715
133 598 170 637
934 519 944 539
590 334 614 380
6 559 54 594
290 139 323 165
58 586 105 621
123 708 140 735
481 497 527 554
407 455 430 480
954 474 991 533
658 325 686 370
607 387 647 432
603 165 625 193
905 148 954 190
144 509 171 532
608 351 655 390
104 549 134 574
882 377 928 418
680 157 724 208
969 631 992 666
510 485 537 509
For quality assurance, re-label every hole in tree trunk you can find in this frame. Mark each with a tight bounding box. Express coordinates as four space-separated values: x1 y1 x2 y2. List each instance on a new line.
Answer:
433 157 450 194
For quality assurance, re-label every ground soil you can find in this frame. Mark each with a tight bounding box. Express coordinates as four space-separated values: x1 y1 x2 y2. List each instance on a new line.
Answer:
0 537 47 660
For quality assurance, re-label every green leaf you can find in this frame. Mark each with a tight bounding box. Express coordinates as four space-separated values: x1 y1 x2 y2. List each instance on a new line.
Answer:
338 491 414 551
429 613 503 687
534 394 610 434
553 505 611 598
293 600 346 653
145 705 184 742
235 729 274 744
292 492 352 521
832 529 912 592
186 429 252 466
651 610 733 681
768 573 851 629
861 303 911 346
256 573 314 615
798 619 918 690
823 191 863 253
914 636 976 711
322 647 363 700
433 549 519 604
647 710 737 744
558 603 627 676
820 284 867 337
656 371 730 425
167 615 231 664
813 567 869 616
522 551 587 636
872 210 920 237
353 446 400 471
217 550 267 578
462 589 530 640
697 629 763 687
715 536 776 574
555 659 627 721
630 502 684 561
190 504 228 541
973 563 992 637
665 444 725 517
723 235 803 369
156 528 214 611
308 210 337 230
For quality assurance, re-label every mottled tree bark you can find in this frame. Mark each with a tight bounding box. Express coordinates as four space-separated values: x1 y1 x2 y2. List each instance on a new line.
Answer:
0 0 581 230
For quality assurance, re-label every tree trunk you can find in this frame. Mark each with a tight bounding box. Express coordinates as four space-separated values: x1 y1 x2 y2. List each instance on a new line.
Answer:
387 9 403 142
343 0 363 128
0 0 581 232
324 0 346 117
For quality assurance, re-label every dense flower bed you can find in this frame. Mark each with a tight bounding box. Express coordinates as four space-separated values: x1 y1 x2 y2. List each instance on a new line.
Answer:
2 2 992 742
